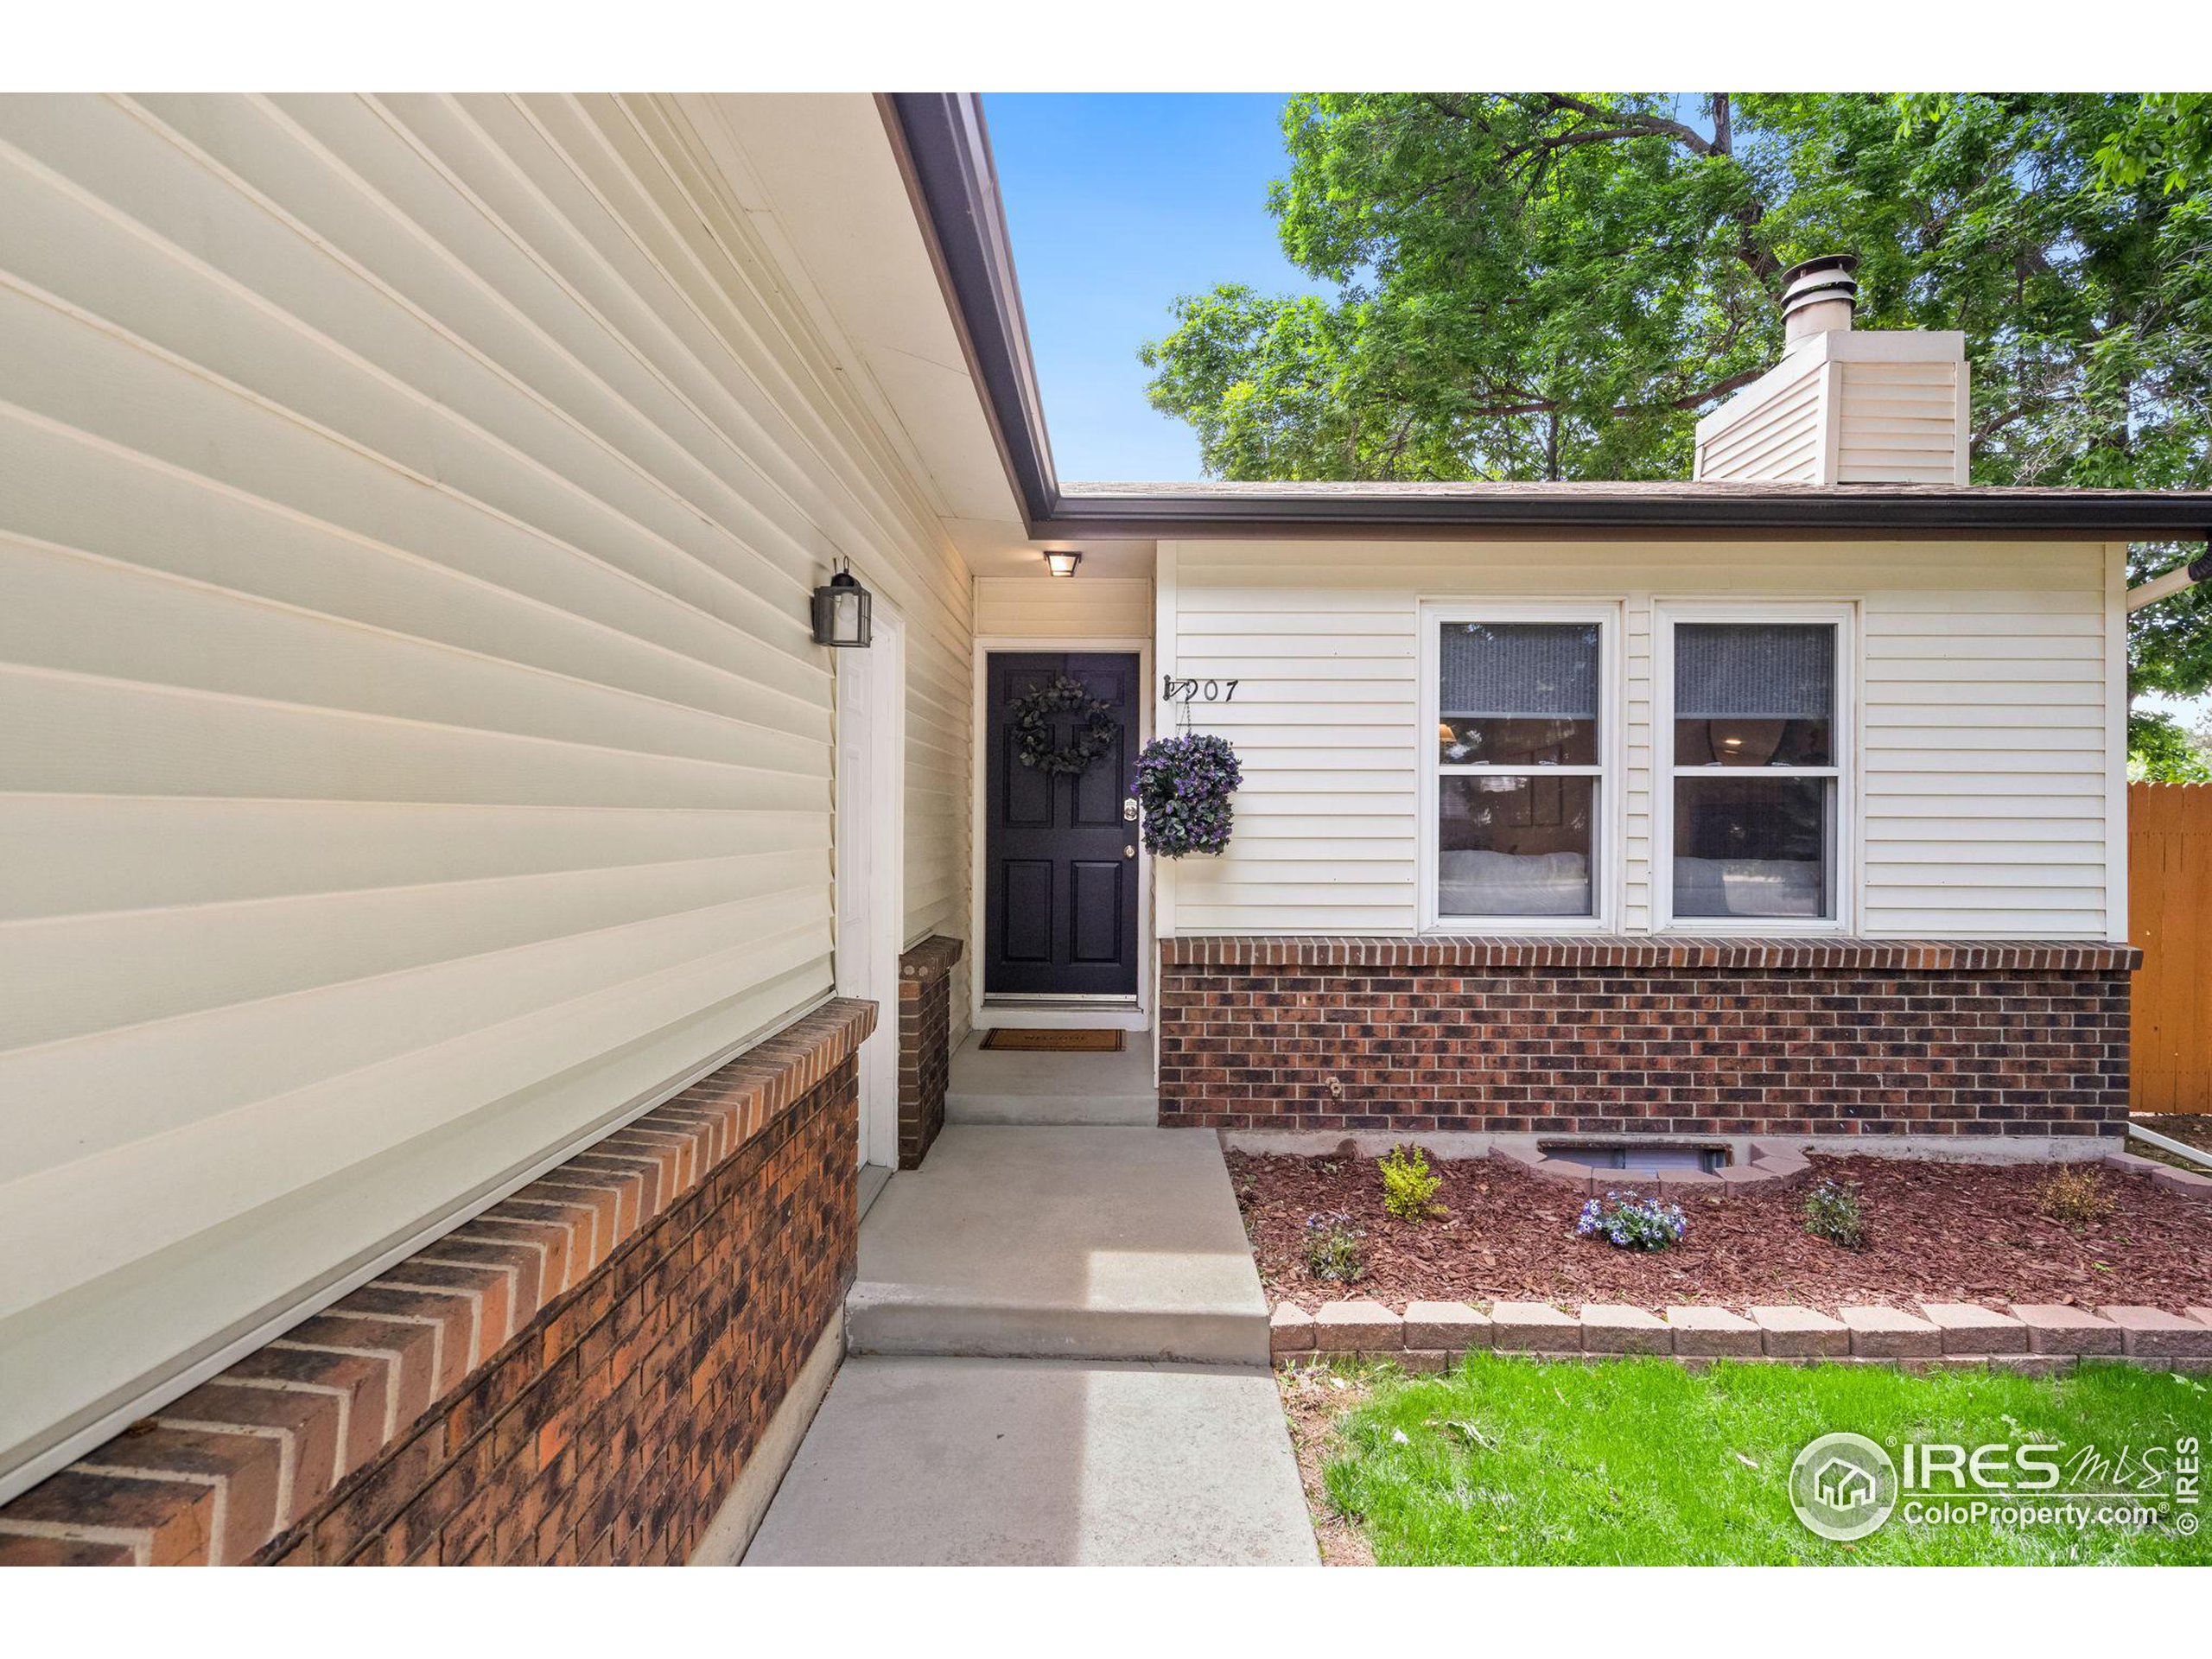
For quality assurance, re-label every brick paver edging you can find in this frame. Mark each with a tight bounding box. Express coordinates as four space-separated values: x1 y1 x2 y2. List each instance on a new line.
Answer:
1274 1299 2212 1373
0 998 876 1567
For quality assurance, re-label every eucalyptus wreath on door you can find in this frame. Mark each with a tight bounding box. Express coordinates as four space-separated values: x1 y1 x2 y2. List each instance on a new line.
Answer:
1009 675 1121 777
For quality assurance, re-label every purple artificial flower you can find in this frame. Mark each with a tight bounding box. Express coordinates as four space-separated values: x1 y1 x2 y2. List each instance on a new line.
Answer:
1132 733 1242 858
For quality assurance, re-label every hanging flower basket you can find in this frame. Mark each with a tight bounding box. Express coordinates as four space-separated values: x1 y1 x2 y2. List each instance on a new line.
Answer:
1134 732 1243 857
1010 676 1120 777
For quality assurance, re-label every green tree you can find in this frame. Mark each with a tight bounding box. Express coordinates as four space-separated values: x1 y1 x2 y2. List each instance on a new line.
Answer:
2126 705 2212 782
2096 92 2212 197
1141 94 2212 775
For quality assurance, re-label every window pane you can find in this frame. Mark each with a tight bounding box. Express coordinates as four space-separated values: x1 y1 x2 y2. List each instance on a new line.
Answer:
1440 622 1598 765
1440 715 1596 766
1439 774 1593 917
1674 716 1831 767
1675 624 1832 766
1672 776 1831 918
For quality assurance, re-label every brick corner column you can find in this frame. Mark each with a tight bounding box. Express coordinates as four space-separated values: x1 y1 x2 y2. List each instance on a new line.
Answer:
897 936 964 1170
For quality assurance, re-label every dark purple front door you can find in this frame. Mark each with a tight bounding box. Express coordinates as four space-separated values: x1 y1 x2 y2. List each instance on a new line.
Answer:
983 652 1141 998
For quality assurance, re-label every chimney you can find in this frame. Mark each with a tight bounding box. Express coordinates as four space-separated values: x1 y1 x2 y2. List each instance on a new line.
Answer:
1693 254 1970 486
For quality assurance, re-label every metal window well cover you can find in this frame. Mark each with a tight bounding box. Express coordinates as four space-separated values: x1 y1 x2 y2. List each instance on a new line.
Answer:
1546 1143 1727 1173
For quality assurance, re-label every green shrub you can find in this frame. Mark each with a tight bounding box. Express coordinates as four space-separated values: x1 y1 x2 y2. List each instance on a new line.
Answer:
1803 1176 1866 1249
1303 1211 1366 1281
1377 1144 1444 1222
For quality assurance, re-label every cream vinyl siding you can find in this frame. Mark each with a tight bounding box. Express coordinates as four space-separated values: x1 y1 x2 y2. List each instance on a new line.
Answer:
1837 359 1968 485
1693 356 1824 482
976 575 1154 639
1159 538 2117 939
0 94 972 1486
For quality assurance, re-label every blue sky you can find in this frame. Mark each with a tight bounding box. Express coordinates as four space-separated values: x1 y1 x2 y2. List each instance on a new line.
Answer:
982 93 1713 484
983 93 1327 481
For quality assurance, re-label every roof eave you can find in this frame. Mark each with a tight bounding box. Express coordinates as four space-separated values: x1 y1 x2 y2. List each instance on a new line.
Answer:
1035 493 2212 542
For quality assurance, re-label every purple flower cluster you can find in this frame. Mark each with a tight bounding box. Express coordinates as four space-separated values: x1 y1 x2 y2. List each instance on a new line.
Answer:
1573 1189 1688 1251
1302 1211 1364 1282
1132 732 1243 858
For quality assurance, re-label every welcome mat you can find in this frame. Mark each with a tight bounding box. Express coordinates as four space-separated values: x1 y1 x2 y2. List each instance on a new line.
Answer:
979 1027 1125 1053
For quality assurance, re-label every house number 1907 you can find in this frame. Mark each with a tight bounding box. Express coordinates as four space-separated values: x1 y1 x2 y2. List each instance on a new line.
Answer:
1162 676 1239 703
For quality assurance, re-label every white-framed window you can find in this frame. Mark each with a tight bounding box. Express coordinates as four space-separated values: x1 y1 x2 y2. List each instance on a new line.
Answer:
1655 601 1855 931
1419 602 1622 931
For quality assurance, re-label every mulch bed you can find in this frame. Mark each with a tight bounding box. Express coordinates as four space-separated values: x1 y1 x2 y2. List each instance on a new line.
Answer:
1230 1149 2212 1316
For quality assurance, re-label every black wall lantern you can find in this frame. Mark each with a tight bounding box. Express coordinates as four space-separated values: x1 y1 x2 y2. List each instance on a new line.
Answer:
810 558 873 648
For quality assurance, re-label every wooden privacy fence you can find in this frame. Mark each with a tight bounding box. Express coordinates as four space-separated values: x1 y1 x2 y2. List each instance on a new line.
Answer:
2130 782 2212 1114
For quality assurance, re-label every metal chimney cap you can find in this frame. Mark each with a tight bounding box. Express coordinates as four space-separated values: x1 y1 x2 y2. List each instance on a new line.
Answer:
1779 254 1859 308
1779 254 1859 341
1779 252 1859 286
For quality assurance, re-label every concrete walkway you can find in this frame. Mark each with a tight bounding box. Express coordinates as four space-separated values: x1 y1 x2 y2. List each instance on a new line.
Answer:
745 1357 1314 1566
745 1038 1317 1565
847 1125 1268 1364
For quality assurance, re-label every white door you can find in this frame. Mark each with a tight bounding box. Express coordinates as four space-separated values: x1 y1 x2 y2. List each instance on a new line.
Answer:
835 607 904 1171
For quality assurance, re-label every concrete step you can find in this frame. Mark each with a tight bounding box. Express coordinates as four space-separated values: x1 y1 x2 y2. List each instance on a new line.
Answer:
743 1356 1318 1566
950 1029 1156 1092
943 1089 1158 1127
845 1126 1270 1367
941 1029 1159 1127
847 1279 1262 1363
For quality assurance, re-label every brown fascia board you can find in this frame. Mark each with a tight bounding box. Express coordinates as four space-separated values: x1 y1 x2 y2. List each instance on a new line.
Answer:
881 93 2212 547
1046 480 2212 542
879 92 1057 529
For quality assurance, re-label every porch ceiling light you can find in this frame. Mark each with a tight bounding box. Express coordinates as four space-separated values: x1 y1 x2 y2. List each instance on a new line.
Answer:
811 558 873 648
1045 549 1082 578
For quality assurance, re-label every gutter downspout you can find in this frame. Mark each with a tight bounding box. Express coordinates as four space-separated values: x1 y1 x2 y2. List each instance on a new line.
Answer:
2126 548 2212 612
2129 1119 2212 1173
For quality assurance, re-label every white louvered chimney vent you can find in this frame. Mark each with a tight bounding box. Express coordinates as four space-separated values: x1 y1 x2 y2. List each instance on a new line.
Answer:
1693 254 1969 486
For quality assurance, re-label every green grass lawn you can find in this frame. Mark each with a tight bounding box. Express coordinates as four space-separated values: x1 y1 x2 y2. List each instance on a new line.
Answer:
1317 1356 2210 1565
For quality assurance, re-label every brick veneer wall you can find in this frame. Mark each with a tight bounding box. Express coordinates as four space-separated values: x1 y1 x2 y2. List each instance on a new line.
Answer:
897 936 964 1170
1158 938 2139 1139
0 998 874 1567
